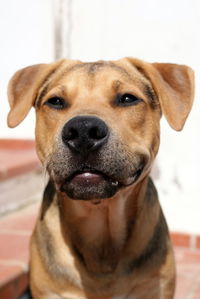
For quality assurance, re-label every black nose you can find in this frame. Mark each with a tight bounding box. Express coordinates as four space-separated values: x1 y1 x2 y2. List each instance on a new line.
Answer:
62 116 109 153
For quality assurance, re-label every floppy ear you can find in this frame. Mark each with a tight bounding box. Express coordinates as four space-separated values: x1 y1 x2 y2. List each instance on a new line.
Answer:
126 58 195 131
7 59 65 128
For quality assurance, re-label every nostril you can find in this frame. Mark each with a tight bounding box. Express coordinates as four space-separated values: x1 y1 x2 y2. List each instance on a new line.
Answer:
89 127 97 139
63 128 79 142
89 127 104 139
69 128 79 140
89 126 108 140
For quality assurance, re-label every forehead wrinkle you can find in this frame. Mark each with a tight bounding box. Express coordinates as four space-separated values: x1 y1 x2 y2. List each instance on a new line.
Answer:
57 61 134 81
36 80 68 108
142 83 159 109
35 81 51 107
112 80 122 92
35 68 62 107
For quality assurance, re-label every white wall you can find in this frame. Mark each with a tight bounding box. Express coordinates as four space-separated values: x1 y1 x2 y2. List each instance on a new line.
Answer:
0 0 54 138
0 0 199 234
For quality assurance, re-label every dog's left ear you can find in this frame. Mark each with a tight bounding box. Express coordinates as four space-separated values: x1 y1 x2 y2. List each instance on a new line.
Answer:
126 58 195 131
7 59 65 128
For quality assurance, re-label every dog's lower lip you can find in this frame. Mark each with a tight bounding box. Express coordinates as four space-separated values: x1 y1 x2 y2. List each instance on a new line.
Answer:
63 166 143 187
71 172 104 184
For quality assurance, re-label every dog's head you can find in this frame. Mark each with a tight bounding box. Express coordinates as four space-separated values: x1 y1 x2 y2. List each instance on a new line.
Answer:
7 58 194 200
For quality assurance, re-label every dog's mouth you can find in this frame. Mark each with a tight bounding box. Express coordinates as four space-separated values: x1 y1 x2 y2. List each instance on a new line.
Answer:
65 167 143 186
57 166 144 201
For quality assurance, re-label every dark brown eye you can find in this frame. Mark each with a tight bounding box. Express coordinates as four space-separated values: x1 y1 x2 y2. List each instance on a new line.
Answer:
117 93 142 106
45 97 66 109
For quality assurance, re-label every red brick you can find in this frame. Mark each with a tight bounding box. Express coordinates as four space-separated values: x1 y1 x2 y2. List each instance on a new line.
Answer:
174 247 200 299
170 232 190 248
174 273 194 298
175 248 200 264
0 139 35 150
0 271 28 299
0 264 23 287
0 233 31 264
0 204 39 232
196 236 200 249
182 251 200 264
0 139 40 181
193 285 200 299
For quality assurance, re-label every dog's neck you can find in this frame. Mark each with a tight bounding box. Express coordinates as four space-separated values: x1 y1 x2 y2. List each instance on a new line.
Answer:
57 177 150 274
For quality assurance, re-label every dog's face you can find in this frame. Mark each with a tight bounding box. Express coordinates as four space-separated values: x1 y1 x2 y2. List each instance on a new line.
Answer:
7 58 194 200
35 61 161 199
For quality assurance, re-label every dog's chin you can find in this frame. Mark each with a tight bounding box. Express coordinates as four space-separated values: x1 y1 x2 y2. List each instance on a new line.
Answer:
60 173 119 200
57 167 143 201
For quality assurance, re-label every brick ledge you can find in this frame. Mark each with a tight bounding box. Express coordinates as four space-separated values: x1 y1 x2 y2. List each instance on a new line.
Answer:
0 139 40 181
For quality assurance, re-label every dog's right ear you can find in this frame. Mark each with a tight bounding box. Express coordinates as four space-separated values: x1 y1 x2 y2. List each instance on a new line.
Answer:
7 60 65 128
126 58 195 131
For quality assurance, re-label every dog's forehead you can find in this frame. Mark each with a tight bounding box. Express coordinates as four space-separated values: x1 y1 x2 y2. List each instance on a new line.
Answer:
36 59 157 108
61 60 142 82
49 59 151 94
66 60 131 76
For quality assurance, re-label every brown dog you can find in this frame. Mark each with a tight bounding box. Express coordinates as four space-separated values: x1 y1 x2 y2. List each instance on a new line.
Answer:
7 58 194 299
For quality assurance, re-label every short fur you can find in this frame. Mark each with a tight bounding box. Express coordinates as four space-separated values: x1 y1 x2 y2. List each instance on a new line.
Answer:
7 57 194 298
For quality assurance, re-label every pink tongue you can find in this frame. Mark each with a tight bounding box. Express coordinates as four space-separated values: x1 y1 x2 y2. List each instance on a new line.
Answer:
71 172 103 184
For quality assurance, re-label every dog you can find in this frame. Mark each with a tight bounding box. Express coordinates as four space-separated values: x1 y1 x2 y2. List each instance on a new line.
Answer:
7 58 194 298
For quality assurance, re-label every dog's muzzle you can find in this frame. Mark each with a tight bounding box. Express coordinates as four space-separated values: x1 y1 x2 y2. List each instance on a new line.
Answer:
49 116 148 201
59 116 117 199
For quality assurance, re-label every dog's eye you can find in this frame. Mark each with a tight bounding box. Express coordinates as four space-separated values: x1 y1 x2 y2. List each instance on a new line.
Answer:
117 94 142 106
45 97 66 109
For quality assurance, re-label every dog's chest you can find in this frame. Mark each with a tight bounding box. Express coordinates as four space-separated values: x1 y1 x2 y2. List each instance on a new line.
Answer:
70 200 127 274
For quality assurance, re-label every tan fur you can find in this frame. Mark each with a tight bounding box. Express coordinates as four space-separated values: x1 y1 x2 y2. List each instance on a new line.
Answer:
7 58 194 298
